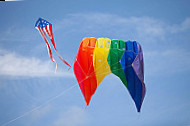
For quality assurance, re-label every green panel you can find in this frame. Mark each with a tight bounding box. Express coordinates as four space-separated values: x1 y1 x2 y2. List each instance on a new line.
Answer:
107 40 127 87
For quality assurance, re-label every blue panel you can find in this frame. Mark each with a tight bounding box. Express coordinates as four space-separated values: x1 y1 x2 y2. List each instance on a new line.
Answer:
120 41 143 112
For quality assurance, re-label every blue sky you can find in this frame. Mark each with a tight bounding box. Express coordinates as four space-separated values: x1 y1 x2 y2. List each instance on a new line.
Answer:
0 0 190 126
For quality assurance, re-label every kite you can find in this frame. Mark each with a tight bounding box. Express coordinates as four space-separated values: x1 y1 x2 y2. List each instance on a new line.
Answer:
35 18 71 70
74 37 146 112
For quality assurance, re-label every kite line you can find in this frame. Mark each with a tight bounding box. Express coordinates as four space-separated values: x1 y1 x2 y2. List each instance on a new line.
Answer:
1 84 77 126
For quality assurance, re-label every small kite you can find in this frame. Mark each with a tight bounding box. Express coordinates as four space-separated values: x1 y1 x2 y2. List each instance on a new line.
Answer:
74 37 146 112
35 18 71 70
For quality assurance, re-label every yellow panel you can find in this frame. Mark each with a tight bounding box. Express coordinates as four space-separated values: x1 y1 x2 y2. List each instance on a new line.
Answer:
93 38 111 86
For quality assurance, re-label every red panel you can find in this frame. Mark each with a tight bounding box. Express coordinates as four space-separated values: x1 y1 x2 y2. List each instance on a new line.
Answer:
73 37 97 105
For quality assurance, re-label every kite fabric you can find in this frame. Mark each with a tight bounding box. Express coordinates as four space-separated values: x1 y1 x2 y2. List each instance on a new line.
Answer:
35 18 71 70
74 37 146 112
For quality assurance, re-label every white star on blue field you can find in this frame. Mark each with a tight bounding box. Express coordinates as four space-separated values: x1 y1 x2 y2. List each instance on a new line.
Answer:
0 0 190 126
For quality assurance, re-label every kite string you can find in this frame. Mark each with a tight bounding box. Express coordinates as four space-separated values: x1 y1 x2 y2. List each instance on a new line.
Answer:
76 43 138 78
1 73 97 126
87 48 111 76
86 48 121 76
75 60 87 77
86 46 137 77
90 60 119 76
88 61 121 77
75 49 133 82
0 84 78 126
87 63 132 79
4 50 135 126
88 58 108 76
78 62 131 81
86 50 112 76
86 59 94 76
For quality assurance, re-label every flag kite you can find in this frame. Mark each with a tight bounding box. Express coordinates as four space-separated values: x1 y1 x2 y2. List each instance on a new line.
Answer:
74 37 146 112
35 18 71 70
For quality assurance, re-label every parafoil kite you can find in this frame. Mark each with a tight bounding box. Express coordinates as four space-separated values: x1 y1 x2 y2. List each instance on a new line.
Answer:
35 18 71 70
74 37 146 112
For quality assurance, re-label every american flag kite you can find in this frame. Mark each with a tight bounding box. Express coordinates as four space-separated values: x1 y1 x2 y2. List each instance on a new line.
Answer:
35 18 71 70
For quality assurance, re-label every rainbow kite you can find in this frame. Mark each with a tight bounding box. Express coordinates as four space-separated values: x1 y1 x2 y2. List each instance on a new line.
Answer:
74 37 146 112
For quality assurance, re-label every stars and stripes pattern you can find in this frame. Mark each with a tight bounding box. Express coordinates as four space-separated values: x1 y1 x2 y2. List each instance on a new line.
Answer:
35 18 71 70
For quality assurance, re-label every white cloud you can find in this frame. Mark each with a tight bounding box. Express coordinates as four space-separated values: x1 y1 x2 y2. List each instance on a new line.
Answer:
0 26 37 42
55 13 190 76
0 49 74 77
55 13 190 43
1 13 190 77
169 17 190 33
54 106 88 126
144 48 190 77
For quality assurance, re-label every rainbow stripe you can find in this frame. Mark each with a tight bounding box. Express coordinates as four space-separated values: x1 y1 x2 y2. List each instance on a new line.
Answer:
74 37 146 112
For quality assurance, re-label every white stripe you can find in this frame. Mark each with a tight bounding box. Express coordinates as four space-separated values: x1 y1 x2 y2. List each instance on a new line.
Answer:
44 27 50 38
46 45 52 60
38 28 53 60
47 25 50 36
40 28 47 41
36 27 43 37
47 25 53 39
43 27 48 36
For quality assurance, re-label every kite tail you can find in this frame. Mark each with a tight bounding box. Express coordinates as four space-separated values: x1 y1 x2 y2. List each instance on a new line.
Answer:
50 38 71 70
45 24 71 69
37 27 58 72
55 50 71 69
46 43 58 73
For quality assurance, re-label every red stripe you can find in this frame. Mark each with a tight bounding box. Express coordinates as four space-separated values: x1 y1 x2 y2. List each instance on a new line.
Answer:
44 26 51 38
48 25 56 49
37 27 55 63
45 24 71 68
